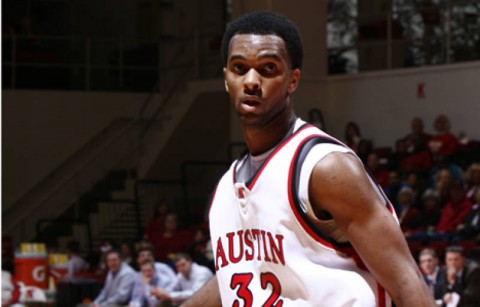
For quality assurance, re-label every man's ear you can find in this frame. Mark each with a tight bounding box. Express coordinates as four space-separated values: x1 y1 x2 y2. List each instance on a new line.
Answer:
288 68 301 95
223 67 229 93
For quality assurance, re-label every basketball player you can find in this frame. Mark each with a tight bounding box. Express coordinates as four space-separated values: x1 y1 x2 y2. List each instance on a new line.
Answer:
182 11 435 307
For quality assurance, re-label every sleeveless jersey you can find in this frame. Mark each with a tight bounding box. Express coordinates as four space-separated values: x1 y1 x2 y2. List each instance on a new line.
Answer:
209 119 395 307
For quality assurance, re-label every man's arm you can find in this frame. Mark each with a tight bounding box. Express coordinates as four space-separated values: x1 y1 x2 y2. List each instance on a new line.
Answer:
104 272 135 304
179 276 221 307
309 152 436 307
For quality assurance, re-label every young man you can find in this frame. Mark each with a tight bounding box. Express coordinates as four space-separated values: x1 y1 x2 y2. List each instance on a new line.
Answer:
129 260 165 307
129 247 176 306
151 253 213 305
183 11 435 307
418 248 445 302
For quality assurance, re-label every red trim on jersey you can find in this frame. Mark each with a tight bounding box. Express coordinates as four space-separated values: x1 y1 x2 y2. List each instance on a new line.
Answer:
377 283 386 307
242 123 311 189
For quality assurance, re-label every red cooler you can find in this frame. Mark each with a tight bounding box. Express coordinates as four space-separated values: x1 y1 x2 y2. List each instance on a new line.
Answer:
14 255 49 289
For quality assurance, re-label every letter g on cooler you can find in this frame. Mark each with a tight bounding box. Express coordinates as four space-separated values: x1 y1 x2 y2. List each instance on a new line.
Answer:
32 265 46 282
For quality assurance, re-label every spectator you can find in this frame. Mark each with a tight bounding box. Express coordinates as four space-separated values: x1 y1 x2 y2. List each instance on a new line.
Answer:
152 214 193 262
465 163 480 202
383 170 405 215
134 247 176 289
419 189 443 234
65 240 89 280
436 181 472 234
432 168 455 206
418 248 445 302
144 199 170 242
308 108 326 131
366 152 389 189
389 139 408 172
344 121 362 153
454 188 480 242
187 228 215 272
356 139 373 164
397 187 422 235
403 117 432 154
428 114 459 157
93 249 135 307
129 260 166 307
442 246 480 306
120 241 135 268
404 172 426 205
429 153 465 188
151 253 213 305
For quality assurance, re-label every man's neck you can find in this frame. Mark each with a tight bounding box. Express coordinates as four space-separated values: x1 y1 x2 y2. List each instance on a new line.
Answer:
242 110 296 156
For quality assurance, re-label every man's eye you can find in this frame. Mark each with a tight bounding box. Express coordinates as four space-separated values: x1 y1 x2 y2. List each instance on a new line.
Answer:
263 63 277 73
232 64 246 74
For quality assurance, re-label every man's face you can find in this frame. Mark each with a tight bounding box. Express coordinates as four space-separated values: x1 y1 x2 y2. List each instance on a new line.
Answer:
106 253 121 272
446 252 465 272
141 264 155 279
223 34 300 127
419 254 438 275
175 258 192 277
137 250 153 264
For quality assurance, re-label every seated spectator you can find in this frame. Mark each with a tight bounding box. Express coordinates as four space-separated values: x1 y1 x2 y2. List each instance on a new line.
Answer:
419 189 443 234
442 246 480 306
397 187 422 235
383 170 405 215
366 152 389 189
144 199 170 242
399 137 432 173
135 247 176 288
428 114 459 157
418 248 445 302
151 253 213 305
93 249 135 307
465 163 480 202
454 188 480 242
436 181 472 234
403 172 426 205
188 228 215 272
344 121 362 153
65 240 89 281
120 241 135 268
432 168 455 206
389 139 408 171
356 139 373 164
129 260 166 307
403 117 431 154
152 214 194 262
429 153 465 188
308 108 326 131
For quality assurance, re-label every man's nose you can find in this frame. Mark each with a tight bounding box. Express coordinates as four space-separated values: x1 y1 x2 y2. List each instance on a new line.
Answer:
244 68 260 93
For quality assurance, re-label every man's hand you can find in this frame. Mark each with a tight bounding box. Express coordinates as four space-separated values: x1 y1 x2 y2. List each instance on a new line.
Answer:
150 287 171 301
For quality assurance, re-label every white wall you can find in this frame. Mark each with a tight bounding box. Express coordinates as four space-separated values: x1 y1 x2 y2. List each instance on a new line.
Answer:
321 61 480 148
2 90 144 209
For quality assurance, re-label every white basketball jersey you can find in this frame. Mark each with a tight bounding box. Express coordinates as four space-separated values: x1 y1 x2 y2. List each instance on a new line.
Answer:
209 119 395 307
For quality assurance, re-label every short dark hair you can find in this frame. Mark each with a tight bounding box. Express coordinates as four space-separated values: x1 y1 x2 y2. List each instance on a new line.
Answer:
446 245 465 256
106 249 121 259
174 252 192 263
221 11 303 69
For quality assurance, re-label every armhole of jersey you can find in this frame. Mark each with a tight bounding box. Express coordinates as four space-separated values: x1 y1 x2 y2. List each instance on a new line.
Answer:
289 134 396 250
289 135 353 250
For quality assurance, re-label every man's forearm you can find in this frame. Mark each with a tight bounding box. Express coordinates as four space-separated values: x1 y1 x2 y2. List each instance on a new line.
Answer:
180 276 221 307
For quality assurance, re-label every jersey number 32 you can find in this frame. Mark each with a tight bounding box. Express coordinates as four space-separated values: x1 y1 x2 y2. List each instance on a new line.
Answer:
230 272 283 307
